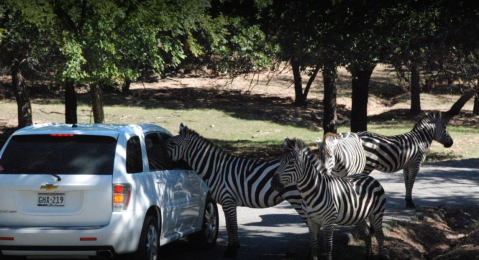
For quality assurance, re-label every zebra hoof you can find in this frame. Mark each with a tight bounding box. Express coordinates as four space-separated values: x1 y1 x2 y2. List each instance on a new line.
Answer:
223 244 240 258
405 200 416 208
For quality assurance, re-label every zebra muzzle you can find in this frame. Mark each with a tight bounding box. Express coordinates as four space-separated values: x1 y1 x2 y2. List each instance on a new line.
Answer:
443 140 453 148
271 173 285 192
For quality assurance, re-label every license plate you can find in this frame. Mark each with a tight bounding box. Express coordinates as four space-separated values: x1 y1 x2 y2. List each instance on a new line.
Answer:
38 193 65 207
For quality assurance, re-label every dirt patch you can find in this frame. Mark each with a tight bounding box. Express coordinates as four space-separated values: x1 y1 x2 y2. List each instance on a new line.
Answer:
383 206 479 260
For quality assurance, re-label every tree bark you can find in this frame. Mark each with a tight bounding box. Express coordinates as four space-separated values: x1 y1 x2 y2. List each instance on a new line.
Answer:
64 79 78 124
11 59 33 128
474 80 479 116
304 65 321 102
90 84 105 123
410 64 421 115
474 94 479 115
122 78 131 96
291 60 305 106
350 64 376 132
322 60 337 134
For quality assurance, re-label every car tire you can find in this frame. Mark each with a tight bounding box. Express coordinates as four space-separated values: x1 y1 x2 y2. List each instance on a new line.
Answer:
188 196 219 250
123 215 159 260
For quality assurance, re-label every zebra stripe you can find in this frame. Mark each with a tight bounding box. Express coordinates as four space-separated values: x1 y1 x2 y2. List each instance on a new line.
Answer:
272 138 386 260
317 132 366 177
166 124 305 258
358 111 453 208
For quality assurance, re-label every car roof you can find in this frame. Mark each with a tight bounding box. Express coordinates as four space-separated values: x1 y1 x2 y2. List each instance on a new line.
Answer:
12 123 172 139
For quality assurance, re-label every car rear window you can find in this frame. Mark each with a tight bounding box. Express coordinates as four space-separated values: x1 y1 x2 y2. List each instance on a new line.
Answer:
0 134 117 175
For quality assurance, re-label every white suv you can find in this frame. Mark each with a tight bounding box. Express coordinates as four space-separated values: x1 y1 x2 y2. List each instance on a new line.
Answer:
0 123 218 259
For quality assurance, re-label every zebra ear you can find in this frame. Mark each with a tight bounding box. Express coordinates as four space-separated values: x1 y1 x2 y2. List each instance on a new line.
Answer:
294 139 306 155
180 124 190 140
316 137 323 150
284 138 294 151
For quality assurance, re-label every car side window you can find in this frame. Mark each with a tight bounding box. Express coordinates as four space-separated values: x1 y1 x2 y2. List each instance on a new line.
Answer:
145 133 171 171
160 133 192 170
126 136 143 174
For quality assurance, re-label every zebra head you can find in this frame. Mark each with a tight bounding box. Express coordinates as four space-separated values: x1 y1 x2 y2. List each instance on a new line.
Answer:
429 112 453 148
272 138 307 192
166 123 191 162
320 133 341 175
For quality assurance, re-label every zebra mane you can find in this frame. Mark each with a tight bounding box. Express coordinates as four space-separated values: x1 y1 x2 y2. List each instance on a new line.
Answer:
303 147 324 174
413 112 439 131
182 128 216 146
182 127 271 161
286 138 324 174
182 128 232 155
322 132 340 147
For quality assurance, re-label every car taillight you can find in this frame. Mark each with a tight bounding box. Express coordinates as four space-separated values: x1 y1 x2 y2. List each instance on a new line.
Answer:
113 184 131 211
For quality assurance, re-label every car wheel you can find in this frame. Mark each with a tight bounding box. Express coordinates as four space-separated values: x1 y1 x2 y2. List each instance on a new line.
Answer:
188 197 219 250
125 215 159 260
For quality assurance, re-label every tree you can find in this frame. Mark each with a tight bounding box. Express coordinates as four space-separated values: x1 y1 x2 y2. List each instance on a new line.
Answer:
0 7 49 128
258 1 325 107
4 0 215 124
341 0 388 132
385 0 447 116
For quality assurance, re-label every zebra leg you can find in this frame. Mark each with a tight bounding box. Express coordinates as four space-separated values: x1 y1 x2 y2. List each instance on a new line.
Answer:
322 224 334 260
403 167 418 208
307 218 320 260
369 214 385 259
355 220 372 259
222 203 240 258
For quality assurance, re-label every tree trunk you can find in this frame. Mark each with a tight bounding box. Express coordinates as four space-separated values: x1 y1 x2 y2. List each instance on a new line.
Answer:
90 84 105 123
122 78 131 96
410 64 421 115
11 59 33 128
474 79 479 116
291 60 305 106
350 64 376 132
65 79 78 124
473 93 479 115
322 60 337 134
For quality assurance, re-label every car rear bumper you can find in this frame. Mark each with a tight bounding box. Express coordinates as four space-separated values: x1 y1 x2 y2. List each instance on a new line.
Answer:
0 210 145 256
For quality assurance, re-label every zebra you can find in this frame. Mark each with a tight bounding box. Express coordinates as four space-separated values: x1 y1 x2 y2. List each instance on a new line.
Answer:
358 111 453 208
272 138 386 260
166 123 307 258
316 132 366 177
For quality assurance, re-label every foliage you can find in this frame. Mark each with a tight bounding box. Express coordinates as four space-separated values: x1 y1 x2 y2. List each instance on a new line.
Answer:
1 0 216 87
182 0 278 78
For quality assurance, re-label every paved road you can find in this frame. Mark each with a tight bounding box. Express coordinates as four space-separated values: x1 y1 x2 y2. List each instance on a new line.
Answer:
6 159 479 260
158 158 479 260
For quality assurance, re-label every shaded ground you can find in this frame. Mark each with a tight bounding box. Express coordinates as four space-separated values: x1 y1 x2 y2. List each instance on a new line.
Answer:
1 68 479 260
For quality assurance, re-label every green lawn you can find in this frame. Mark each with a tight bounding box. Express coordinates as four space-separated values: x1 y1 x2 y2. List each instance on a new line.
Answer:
0 100 476 161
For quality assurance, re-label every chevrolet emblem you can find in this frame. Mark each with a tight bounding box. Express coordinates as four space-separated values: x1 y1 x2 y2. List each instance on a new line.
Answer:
40 184 59 191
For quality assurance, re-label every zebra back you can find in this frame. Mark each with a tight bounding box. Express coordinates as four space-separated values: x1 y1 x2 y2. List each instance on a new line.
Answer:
318 132 366 177
280 138 386 226
358 112 453 174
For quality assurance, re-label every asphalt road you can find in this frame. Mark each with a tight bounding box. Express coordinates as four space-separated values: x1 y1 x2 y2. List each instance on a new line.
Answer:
5 159 479 260
159 158 479 260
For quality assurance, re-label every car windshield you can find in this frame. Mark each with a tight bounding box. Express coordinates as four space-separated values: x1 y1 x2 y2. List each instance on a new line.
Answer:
0 134 117 175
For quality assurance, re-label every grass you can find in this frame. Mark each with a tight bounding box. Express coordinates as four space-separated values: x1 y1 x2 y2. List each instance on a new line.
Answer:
0 98 477 160
1 64 478 160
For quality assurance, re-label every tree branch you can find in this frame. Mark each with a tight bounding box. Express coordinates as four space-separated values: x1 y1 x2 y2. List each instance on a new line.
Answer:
53 7 78 34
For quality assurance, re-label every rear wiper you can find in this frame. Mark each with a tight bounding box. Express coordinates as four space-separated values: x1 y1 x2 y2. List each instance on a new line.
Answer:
1 167 62 181
51 173 62 181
